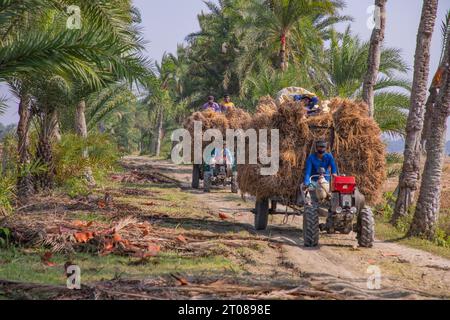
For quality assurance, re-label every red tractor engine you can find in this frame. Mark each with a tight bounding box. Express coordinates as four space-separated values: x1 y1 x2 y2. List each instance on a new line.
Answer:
327 176 360 234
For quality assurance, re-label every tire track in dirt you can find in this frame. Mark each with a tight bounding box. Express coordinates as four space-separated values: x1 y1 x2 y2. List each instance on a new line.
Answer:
124 156 450 300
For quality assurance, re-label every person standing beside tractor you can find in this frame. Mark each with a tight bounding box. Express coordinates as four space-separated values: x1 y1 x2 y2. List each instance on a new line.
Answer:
202 95 221 112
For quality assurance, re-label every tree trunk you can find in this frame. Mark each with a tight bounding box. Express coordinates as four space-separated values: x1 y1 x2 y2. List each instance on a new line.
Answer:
420 85 438 151
391 0 438 225
155 108 164 157
420 65 445 151
362 0 387 118
408 43 450 239
279 33 287 72
16 94 33 202
35 109 58 191
75 99 95 185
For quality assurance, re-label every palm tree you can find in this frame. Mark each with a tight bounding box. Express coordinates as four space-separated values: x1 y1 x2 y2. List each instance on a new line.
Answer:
143 54 178 157
243 0 339 71
421 9 450 151
322 28 411 137
1 0 149 196
233 0 349 95
362 0 387 117
392 0 439 225
408 30 450 239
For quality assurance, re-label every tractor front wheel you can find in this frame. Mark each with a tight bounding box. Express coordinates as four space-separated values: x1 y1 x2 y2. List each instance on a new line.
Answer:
192 164 201 189
356 206 375 248
254 198 269 231
303 206 319 247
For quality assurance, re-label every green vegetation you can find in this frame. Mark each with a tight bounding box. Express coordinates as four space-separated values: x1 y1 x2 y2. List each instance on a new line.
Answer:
0 249 235 286
375 192 450 258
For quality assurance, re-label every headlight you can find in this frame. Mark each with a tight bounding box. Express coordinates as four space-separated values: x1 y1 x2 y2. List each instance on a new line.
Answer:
350 207 358 214
342 194 352 207
335 206 343 214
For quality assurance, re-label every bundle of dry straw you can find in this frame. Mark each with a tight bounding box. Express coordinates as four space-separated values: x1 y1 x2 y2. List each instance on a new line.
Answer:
183 107 252 158
237 97 386 205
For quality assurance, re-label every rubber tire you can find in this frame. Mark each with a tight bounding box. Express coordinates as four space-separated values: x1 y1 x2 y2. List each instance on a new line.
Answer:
203 171 212 193
192 164 201 189
231 173 238 193
357 206 375 248
303 206 320 247
254 198 269 231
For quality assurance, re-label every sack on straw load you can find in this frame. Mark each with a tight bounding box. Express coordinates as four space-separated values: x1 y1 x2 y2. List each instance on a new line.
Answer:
237 97 386 205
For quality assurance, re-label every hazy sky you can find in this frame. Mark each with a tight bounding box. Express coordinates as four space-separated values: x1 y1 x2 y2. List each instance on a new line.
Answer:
1 0 449 137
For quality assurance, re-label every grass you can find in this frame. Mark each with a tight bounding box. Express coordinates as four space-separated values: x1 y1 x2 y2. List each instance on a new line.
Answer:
0 167 244 287
374 215 450 259
0 247 235 286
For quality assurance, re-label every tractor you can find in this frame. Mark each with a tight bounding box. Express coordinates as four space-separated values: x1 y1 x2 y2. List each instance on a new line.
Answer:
253 169 374 248
191 147 238 193
252 126 375 248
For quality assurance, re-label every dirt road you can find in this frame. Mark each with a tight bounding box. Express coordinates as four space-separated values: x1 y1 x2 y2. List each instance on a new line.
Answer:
125 156 450 300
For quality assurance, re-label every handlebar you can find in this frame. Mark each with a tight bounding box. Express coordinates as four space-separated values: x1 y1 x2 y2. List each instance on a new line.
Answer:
309 174 330 185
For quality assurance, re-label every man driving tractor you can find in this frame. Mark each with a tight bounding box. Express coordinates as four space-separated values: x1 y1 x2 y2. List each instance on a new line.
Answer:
303 140 338 232
303 140 338 200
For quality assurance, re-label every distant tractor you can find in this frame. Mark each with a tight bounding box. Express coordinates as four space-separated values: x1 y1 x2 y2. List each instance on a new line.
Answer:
192 147 238 194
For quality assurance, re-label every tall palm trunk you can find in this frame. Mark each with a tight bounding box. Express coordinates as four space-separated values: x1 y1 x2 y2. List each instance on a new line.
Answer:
17 93 33 201
279 33 287 72
35 109 58 191
362 0 387 118
155 108 164 157
391 0 439 225
420 85 439 151
421 64 446 151
408 41 450 239
75 99 95 185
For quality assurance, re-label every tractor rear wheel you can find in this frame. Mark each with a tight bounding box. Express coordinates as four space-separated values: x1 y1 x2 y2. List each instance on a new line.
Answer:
356 206 375 248
203 171 212 193
192 165 200 189
303 206 319 247
231 173 238 193
254 198 269 230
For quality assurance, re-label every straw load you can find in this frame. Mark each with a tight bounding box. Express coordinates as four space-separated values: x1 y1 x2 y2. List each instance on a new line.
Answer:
237 97 386 205
183 107 252 158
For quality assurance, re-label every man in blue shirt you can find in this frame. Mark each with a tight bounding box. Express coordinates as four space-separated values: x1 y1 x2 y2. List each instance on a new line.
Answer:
303 140 338 188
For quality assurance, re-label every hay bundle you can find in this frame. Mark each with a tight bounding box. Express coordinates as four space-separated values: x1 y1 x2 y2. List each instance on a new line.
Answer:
238 97 386 205
183 108 251 160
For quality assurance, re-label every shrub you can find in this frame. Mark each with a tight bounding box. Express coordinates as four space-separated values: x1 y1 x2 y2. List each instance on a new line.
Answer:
53 133 119 197
0 175 15 216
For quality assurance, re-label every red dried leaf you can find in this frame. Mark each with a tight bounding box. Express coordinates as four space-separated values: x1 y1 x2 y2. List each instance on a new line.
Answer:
98 200 106 209
177 235 188 244
41 252 56 267
112 233 122 243
219 213 230 220
74 232 94 243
